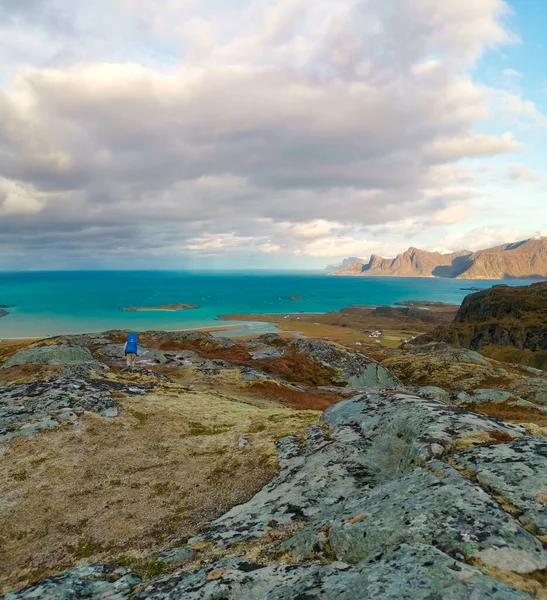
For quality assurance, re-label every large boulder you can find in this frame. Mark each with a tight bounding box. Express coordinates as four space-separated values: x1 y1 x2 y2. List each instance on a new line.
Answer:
291 339 402 388
3 345 95 367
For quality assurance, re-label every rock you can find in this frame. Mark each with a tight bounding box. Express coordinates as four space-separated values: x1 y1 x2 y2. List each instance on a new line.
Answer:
3 345 95 367
321 392 526 458
238 437 248 451
156 546 195 566
451 436 547 536
3 564 141 600
327 460 546 572
240 367 273 382
101 407 119 419
250 346 285 360
291 339 402 389
7 389 544 598
452 389 516 405
0 374 150 443
518 364 546 377
416 386 450 403
94 345 168 366
133 544 532 599
119 368 173 383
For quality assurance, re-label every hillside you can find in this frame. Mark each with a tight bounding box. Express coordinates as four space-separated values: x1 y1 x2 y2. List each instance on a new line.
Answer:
2 329 547 599
330 237 547 280
418 281 547 370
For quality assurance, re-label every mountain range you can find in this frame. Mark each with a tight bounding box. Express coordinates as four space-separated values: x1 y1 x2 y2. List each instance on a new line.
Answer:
329 237 547 280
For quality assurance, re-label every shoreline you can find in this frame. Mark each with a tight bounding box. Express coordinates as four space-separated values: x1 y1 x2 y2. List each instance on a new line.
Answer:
0 324 243 342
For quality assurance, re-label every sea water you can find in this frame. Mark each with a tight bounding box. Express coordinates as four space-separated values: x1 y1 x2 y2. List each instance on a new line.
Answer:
0 270 537 338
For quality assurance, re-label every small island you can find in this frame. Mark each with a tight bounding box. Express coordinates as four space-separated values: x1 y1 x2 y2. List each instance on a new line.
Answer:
282 296 304 301
0 304 13 319
122 303 199 312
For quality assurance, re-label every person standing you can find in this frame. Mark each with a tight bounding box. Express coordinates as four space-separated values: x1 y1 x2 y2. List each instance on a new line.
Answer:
125 332 138 368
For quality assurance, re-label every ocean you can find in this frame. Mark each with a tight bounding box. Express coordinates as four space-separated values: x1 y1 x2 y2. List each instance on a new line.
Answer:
0 270 537 339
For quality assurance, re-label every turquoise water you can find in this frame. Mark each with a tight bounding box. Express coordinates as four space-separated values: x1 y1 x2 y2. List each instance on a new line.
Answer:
0 270 536 338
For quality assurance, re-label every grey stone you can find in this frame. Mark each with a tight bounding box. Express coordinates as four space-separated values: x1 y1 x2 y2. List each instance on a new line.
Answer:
94 345 168 366
291 339 402 388
453 389 516 405
416 386 450 403
518 364 546 377
250 346 285 360
451 436 547 536
240 367 272 382
133 545 532 599
3 564 141 600
3 345 95 367
238 437 248 451
156 546 195 566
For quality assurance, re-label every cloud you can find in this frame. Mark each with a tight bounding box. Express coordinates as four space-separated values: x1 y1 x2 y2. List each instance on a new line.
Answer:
506 164 543 182
502 68 521 78
0 0 541 267
0 178 46 216
439 227 547 252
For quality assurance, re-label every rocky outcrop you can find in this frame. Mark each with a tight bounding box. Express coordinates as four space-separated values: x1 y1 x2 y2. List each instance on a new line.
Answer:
291 339 402 388
420 283 547 371
0 371 153 443
330 237 547 280
3 345 96 367
13 391 545 598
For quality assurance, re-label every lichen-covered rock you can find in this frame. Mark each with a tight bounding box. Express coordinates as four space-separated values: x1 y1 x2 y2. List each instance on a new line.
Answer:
93 345 168 366
322 392 526 457
327 461 546 572
5 390 544 599
250 346 285 360
291 339 402 388
0 374 150 443
156 546 195 566
3 345 95 367
3 564 141 600
133 544 532 599
452 389 516 405
451 436 547 536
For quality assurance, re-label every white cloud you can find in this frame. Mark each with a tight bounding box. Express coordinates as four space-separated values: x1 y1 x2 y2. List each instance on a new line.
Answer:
439 227 547 252
506 164 543 182
0 178 45 216
502 68 521 78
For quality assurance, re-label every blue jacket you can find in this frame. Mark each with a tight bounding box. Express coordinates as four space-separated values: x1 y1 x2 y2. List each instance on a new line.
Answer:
125 332 138 355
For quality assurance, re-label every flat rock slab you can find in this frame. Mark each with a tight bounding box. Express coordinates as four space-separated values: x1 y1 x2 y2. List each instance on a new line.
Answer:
322 392 527 457
135 544 532 600
451 436 547 536
3 564 141 600
328 460 546 573
3 345 95 367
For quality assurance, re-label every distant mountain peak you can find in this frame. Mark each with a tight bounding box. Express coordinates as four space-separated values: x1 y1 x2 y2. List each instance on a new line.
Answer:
329 237 547 280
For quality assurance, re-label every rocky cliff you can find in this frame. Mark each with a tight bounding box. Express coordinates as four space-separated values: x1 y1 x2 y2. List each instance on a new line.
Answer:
325 257 364 272
418 282 547 371
457 237 547 280
330 237 547 280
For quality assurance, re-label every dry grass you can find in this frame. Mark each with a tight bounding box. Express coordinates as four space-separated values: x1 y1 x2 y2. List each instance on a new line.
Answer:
467 402 547 428
0 388 319 594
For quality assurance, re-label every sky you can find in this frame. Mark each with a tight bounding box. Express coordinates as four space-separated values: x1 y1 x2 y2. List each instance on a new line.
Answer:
0 0 546 270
